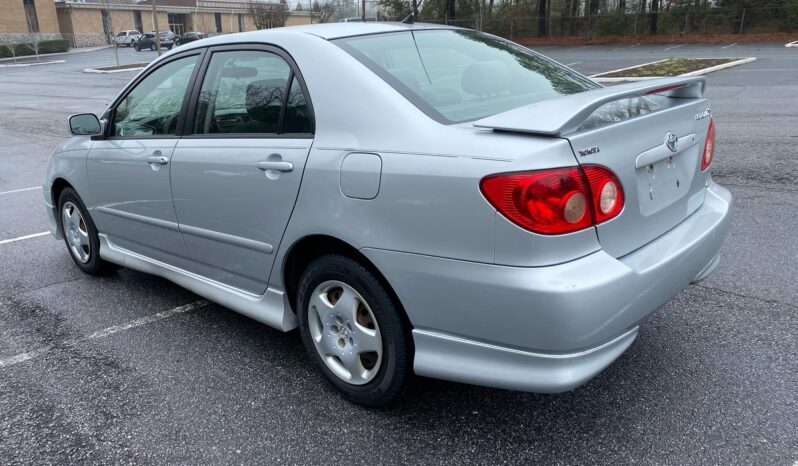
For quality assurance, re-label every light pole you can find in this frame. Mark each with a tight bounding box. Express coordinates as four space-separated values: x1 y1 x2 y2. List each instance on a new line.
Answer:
152 0 162 55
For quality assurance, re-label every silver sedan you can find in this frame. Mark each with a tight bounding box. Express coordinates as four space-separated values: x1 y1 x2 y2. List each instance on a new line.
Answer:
44 23 731 406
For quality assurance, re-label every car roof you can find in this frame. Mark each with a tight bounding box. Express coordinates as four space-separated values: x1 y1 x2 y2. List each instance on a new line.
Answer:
215 22 460 42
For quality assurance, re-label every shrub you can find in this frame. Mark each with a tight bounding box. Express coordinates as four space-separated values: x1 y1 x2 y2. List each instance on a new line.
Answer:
783 0 798 32
0 39 70 58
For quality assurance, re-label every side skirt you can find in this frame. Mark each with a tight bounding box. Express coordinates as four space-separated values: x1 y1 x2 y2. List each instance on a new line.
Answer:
98 234 298 332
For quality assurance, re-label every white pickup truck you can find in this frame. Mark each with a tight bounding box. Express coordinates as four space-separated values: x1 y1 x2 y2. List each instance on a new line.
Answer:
114 30 141 47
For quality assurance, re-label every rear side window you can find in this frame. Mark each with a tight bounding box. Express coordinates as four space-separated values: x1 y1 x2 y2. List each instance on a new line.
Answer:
193 50 312 135
336 30 598 123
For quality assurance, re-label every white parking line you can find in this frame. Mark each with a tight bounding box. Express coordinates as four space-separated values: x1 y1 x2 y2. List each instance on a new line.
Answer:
0 232 49 245
565 61 583 67
664 43 688 50
0 186 41 196
0 300 209 369
722 43 738 49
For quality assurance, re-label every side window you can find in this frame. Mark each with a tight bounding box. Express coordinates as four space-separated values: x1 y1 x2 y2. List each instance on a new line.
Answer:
283 77 312 134
193 50 311 135
112 55 198 137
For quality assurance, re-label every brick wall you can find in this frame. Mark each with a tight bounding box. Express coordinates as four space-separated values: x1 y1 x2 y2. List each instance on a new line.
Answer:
0 0 60 34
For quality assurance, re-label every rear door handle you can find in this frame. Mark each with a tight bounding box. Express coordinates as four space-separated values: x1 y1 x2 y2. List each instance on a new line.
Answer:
257 161 293 172
145 155 169 165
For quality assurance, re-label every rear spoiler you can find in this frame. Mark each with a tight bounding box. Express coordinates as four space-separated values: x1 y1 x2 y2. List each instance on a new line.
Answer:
473 76 706 137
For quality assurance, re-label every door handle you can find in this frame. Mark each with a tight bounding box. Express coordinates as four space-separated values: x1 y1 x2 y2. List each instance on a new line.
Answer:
145 155 169 165
257 161 293 173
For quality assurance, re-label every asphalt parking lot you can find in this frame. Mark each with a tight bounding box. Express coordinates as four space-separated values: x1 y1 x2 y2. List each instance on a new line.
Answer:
0 42 796 464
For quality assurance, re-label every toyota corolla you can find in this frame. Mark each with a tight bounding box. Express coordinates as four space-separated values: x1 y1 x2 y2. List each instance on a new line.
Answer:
44 23 731 406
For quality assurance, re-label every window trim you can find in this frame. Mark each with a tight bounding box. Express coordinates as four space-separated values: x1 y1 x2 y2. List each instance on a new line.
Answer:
181 43 315 140
98 49 206 141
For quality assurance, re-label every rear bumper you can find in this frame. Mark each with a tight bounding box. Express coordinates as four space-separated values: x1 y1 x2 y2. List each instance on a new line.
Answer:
362 182 732 392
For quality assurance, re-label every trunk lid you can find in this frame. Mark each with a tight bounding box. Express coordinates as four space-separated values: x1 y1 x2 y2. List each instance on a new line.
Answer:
474 77 713 258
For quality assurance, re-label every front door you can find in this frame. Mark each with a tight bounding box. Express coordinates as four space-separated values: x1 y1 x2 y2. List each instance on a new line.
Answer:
171 47 314 294
88 53 201 271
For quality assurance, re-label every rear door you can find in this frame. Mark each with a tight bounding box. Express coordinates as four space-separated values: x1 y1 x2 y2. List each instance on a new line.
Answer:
170 45 314 294
566 93 712 257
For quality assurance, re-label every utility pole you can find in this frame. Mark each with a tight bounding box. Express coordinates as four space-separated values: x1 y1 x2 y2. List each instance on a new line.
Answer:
361 0 365 21
152 0 162 55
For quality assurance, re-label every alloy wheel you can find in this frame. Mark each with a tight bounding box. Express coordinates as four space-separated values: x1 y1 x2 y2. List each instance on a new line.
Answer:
62 201 91 264
308 280 383 385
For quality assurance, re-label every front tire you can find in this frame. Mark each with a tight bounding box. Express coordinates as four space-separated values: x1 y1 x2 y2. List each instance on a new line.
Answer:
58 188 112 275
297 255 412 407
134 44 140 51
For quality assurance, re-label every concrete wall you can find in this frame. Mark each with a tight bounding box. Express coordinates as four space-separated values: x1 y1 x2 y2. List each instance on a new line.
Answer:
0 0 60 34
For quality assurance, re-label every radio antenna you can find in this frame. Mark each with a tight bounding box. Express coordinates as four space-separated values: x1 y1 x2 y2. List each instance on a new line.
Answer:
401 0 423 24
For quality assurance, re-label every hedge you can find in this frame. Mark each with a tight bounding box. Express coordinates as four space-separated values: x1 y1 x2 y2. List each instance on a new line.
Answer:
0 39 70 58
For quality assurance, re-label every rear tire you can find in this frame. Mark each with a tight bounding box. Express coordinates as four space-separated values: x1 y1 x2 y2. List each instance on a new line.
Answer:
297 255 412 407
150 43 156 51
57 188 112 276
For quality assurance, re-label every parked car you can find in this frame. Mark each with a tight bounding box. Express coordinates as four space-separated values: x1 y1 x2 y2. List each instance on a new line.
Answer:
46 23 731 407
175 31 207 46
114 30 141 47
133 31 175 51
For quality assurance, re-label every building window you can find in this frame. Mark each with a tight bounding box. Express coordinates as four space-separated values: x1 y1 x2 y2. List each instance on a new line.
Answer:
134 11 143 33
237 14 244 32
168 13 185 35
214 12 222 33
22 0 39 33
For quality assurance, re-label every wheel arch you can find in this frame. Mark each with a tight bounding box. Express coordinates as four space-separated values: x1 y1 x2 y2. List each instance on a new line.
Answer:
281 234 412 329
50 177 76 235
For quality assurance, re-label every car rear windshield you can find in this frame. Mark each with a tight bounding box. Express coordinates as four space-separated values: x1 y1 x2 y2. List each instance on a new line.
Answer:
335 29 599 123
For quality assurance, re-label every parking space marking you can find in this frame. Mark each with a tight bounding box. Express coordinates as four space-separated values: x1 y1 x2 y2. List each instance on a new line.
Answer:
664 43 688 50
722 43 738 49
0 232 49 245
0 186 40 196
565 61 583 67
0 300 209 369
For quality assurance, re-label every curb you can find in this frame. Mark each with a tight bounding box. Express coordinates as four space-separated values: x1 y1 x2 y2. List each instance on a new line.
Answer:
590 58 670 79
591 57 757 82
0 60 66 68
83 66 146 74
0 45 111 63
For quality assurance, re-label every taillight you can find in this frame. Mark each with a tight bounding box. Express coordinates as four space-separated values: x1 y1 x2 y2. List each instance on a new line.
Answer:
582 165 624 223
480 166 624 235
701 120 715 171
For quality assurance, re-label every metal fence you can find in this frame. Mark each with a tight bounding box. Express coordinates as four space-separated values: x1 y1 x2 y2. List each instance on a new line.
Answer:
426 7 794 39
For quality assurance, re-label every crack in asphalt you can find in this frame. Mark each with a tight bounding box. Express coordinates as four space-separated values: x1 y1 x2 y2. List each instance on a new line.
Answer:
694 283 798 311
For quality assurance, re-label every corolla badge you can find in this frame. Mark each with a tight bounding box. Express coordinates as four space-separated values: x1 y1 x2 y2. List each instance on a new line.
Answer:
695 108 712 120
665 132 679 153
578 145 600 157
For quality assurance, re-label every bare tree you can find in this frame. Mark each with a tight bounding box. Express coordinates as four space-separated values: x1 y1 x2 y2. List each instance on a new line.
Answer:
650 0 659 34
193 8 216 34
28 33 43 63
537 0 548 37
0 36 18 64
248 0 291 29
311 1 335 23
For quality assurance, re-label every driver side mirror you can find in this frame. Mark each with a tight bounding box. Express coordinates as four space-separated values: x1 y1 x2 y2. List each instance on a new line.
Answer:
68 113 102 136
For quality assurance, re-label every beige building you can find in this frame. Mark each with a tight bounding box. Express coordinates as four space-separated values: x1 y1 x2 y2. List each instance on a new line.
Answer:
55 0 312 47
0 0 61 42
1 0 312 47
